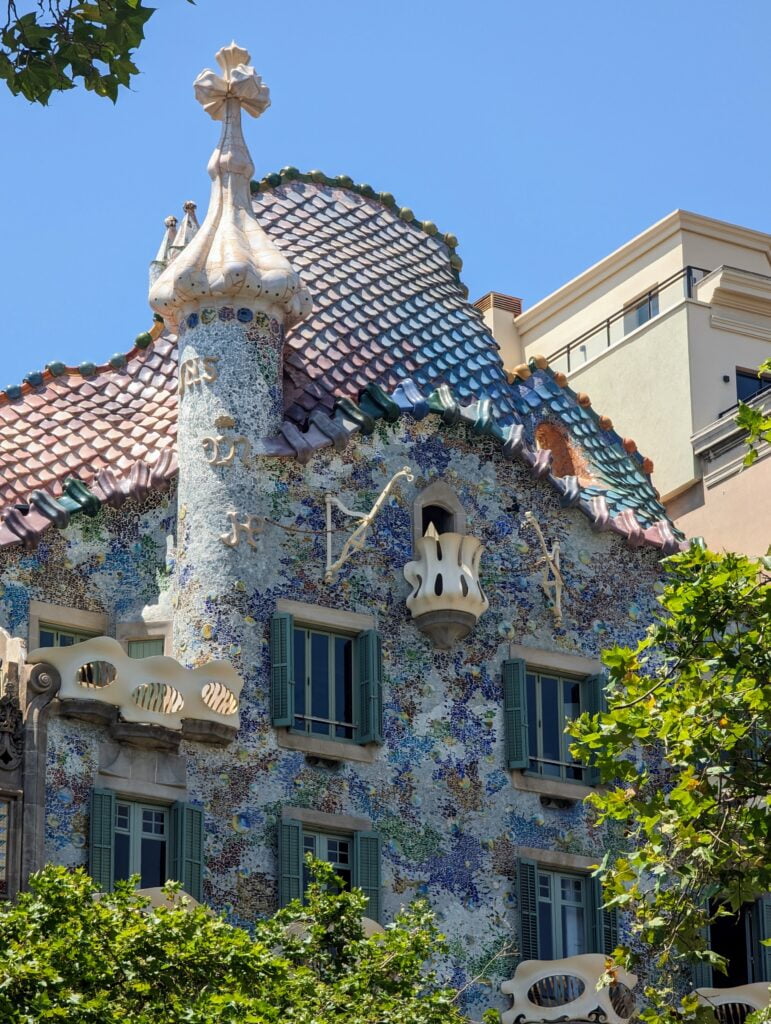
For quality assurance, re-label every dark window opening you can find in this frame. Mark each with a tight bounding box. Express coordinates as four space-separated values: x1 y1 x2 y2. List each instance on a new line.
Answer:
422 504 454 536
737 369 771 404
710 902 756 987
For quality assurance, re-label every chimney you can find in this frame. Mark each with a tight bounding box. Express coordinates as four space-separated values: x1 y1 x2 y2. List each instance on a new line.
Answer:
474 291 524 367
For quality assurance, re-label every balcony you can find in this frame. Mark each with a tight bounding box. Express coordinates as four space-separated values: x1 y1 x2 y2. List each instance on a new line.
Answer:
500 954 637 1024
403 524 489 648
694 983 771 1024
26 636 242 746
546 266 710 375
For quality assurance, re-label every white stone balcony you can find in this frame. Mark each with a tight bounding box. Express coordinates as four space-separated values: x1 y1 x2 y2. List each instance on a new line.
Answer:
500 954 637 1024
403 524 489 648
694 983 771 1024
27 636 242 744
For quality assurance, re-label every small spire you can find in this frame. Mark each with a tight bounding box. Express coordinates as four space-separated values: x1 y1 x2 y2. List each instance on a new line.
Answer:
149 214 178 287
169 201 199 259
149 42 311 329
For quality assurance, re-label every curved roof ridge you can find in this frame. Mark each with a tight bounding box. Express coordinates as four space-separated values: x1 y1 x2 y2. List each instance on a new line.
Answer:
250 167 467 294
0 317 167 410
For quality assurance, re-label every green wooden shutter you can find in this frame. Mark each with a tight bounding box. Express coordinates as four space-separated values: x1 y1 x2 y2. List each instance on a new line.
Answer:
170 802 204 902
503 659 528 770
89 788 115 892
583 673 607 787
270 612 294 727
355 630 383 744
590 876 619 954
516 857 539 960
691 900 713 988
278 818 304 907
691 958 713 989
753 896 771 982
354 830 382 923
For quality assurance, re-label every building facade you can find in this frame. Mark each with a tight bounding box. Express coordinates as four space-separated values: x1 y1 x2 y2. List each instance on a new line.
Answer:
476 211 771 556
0 44 766 1020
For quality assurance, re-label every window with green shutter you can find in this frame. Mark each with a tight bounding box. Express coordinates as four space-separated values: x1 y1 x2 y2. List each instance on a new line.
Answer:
89 791 204 900
127 638 165 658
502 659 604 785
516 858 618 960
270 613 383 745
278 819 383 923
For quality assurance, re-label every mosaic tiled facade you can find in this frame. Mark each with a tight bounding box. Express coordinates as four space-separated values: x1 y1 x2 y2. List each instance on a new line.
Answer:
0 42 681 1019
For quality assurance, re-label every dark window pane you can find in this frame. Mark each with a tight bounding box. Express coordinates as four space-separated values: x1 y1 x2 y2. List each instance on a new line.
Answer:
59 634 74 647
335 637 354 738
39 630 55 647
311 633 330 735
140 838 165 888
293 629 306 726
335 867 352 890
737 370 769 402
562 904 586 956
540 676 561 773
538 899 554 959
114 832 130 881
526 674 538 771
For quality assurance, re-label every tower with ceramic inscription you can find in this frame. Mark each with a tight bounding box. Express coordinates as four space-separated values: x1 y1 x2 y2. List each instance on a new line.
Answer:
149 43 312 674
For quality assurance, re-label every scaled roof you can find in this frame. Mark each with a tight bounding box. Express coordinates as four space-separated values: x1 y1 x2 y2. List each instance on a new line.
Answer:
0 170 683 554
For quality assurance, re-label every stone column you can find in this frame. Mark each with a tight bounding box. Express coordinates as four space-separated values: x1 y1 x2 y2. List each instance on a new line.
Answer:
149 43 311 673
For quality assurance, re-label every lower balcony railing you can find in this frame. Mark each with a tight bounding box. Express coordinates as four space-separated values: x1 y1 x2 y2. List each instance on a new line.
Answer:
500 955 771 1024
500 954 637 1024
694 983 771 1024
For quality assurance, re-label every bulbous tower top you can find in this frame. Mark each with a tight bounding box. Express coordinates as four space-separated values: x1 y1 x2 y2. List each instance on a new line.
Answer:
149 42 312 330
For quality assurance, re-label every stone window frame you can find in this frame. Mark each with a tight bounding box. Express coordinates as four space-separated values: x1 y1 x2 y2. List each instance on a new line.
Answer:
508 644 602 802
411 479 467 548
116 620 172 658
29 601 108 651
275 600 377 764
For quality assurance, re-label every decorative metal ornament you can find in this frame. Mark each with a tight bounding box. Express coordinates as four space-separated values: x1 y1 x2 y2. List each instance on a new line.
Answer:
324 466 414 581
522 511 565 623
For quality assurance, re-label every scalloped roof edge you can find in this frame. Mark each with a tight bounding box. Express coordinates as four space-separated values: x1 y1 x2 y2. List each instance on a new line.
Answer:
0 377 684 555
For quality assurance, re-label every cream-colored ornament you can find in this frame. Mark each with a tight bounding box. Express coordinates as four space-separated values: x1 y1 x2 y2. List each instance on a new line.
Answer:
149 42 312 329
26 636 241 732
501 954 638 1024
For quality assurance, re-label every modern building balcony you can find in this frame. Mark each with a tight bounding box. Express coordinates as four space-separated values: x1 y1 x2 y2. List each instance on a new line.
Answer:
691 386 771 488
545 265 711 374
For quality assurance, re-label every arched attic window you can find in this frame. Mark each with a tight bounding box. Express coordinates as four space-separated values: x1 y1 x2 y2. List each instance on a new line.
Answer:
534 421 594 484
412 480 466 549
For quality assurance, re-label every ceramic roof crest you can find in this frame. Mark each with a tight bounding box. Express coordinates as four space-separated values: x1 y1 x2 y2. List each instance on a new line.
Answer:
149 43 312 329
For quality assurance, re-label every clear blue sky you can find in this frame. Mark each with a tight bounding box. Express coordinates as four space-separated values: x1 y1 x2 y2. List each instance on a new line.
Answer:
1 0 770 384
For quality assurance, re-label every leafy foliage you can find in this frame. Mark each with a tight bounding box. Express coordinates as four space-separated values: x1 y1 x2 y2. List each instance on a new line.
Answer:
0 859 479 1023
738 358 771 467
569 545 771 1024
0 0 165 104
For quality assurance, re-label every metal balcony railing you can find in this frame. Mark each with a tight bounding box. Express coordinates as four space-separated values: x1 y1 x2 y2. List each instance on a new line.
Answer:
546 266 711 375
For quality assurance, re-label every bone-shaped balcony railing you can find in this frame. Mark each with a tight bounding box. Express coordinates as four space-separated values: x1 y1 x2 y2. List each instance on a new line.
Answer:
694 983 771 1024
26 636 242 732
500 954 638 1024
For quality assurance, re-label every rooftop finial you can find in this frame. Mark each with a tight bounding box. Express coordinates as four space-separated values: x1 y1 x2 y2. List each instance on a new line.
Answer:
149 215 179 287
169 201 199 259
148 43 311 329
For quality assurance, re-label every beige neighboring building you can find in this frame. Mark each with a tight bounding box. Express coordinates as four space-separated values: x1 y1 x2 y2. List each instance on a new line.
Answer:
476 210 771 555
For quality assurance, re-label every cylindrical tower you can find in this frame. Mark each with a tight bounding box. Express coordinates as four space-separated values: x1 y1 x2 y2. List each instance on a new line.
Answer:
149 43 312 674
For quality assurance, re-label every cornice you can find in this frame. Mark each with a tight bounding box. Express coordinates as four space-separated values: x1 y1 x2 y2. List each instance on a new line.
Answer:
517 210 771 334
